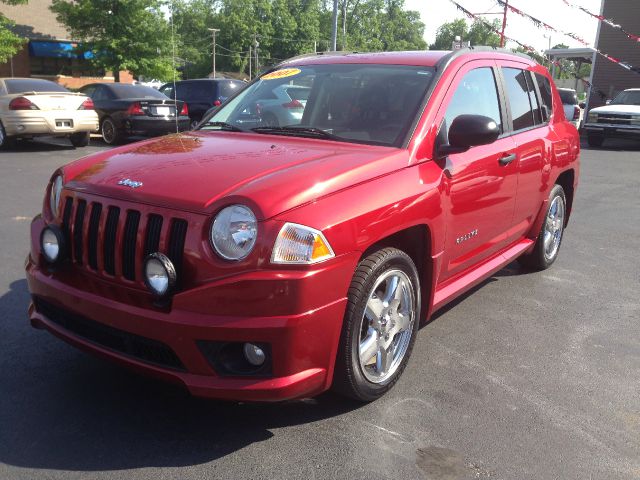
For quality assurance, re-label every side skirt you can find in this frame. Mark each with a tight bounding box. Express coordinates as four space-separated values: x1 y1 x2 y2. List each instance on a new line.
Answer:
432 238 534 312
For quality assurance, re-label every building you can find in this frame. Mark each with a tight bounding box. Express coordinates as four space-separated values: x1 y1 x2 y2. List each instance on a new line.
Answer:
0 0 132 88
587 0 640 109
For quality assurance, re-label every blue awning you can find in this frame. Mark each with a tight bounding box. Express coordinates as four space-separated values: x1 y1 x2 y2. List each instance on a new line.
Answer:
28 41 93 59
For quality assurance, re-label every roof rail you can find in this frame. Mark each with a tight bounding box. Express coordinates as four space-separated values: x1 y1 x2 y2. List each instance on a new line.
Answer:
436 45 535 69
279 50 360 64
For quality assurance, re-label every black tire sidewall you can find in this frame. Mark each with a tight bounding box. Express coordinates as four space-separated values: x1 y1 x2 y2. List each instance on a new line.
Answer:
337 248 421 401
101 118 119 145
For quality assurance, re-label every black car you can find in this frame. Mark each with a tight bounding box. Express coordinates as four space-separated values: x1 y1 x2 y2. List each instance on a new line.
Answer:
159 79 246 128
79 83 190 144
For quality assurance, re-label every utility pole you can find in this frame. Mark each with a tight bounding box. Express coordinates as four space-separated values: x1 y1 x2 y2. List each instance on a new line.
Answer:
499 0 508 48
331 0 338 51
208 28 220 78
248 45 252 80
253 34 259 73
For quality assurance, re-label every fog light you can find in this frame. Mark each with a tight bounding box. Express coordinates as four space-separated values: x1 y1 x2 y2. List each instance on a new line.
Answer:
40 226 65 263
144 253 176 296
243 343 266 366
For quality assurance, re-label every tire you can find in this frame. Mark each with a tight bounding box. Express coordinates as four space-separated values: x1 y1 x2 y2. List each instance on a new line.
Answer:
519 184 567 271
587 133 604 148
0 121 16 150
190 119 200 130
101 117 123 145
69 131 90 147
333 247 421 402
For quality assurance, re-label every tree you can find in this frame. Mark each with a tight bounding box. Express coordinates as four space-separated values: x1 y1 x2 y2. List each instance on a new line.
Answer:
0 0 27 64
50 0 176 81
431 18 501 50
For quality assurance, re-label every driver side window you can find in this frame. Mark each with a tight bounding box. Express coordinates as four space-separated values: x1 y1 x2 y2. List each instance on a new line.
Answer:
444 67 502 135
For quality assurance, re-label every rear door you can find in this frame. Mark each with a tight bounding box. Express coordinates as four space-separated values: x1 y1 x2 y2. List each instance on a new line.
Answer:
436 60 519 282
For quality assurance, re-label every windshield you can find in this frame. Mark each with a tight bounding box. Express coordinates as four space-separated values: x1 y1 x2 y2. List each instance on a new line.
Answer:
108 84 168 99
558 90 577 105
5 79 69 94
199 64 435 147
610 90 640 106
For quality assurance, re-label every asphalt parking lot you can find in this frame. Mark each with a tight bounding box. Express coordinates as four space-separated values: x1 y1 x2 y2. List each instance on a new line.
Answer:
1 136 639 480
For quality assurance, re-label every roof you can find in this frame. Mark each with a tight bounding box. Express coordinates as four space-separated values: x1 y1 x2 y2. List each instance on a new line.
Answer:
0 0 70 40
544 48 596 63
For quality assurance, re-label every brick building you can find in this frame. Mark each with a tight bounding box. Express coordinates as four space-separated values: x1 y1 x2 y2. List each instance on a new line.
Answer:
0 0 132 88
587 0 640 109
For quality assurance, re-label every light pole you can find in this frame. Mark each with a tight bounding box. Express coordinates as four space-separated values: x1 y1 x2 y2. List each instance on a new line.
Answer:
208 28 220 78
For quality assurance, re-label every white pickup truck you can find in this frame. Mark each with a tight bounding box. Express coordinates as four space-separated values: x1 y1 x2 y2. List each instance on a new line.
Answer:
583 88 640 147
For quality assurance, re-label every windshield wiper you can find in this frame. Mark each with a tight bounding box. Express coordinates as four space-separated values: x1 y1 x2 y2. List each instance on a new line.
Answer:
200 121 247 132
251 125 341 141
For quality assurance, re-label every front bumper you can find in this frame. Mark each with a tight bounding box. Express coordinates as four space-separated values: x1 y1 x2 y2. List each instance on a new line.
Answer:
26 217 356 402
583 122 640 137
2 110 99 136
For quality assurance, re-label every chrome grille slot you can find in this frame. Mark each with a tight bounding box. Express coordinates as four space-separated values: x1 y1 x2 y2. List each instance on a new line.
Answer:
167 219 188 280
72 200 86 264
103 206 120 275
87 203 102 270
122 210 141 281
143 214 163 258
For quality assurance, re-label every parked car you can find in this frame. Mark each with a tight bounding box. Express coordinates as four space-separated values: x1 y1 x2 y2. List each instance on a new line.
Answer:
558 87 585 129
78 83 190 145
26 49 579 402
583 88 640 147
0 77 98 149
159 79 246 129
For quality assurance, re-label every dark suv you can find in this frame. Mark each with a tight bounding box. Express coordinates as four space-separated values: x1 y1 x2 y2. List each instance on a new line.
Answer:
159 79 246 128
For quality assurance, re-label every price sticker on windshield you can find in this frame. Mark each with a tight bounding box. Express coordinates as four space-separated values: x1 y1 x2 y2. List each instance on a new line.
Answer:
261 68 301 80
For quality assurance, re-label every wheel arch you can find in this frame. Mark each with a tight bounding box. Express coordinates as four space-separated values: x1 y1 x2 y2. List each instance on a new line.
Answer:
554 168 575 225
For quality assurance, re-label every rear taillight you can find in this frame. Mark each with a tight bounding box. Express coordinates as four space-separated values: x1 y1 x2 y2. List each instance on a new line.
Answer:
9 97 39 110
127 102 144 116
213 99 222 107
180 103 188 116
573 105 580 121
281 99 303 109
78 98 94 110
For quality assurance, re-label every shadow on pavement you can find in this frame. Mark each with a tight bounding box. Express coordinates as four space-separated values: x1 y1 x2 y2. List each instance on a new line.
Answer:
0 278 360 472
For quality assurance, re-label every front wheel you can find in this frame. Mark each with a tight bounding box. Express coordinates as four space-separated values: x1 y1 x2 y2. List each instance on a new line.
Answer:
519 184 567 271
333 247 421 402
70 131 90 147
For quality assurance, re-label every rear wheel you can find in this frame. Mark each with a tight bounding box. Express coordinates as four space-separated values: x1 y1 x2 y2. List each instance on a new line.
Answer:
101 118 123 145
587 133 604 147
519 184 566 271
70 131 90 147
0 121 16 149
333 247 420 402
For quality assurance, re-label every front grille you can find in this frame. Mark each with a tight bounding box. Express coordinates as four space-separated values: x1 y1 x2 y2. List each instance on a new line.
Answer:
62 195 188 285
597 114 632 125
34 296 185 371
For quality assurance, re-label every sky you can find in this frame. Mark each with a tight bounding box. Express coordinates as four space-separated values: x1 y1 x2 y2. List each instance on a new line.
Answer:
406 0 603 52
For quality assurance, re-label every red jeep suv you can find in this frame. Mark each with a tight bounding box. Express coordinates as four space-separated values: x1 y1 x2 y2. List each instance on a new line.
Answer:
26 48 579 402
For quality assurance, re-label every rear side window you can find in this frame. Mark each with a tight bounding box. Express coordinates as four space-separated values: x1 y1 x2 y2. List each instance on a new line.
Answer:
218 81 243 98
444 67 502 133
285 87 311 101
502 68 535 131
558 90 578 105
5 78 68 94
535 73 553 121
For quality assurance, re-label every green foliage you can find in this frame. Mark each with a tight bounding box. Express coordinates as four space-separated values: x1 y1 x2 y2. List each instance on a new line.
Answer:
0 0 28 64
431 18 501 50
50 0 177 81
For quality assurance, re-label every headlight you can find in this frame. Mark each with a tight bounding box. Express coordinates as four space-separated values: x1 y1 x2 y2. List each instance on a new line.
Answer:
587 111 598 123
210 205 258 260
40 226 65 264
144 253 176 296
49 175 63 218
271 222 335 265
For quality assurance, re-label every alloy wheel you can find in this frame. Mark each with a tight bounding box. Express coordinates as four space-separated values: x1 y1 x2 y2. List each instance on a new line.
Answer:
543 194 565 261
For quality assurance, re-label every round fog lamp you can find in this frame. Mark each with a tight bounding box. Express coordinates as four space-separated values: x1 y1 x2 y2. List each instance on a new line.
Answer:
243 343 266 366
144 253 176 297
41 226 65 263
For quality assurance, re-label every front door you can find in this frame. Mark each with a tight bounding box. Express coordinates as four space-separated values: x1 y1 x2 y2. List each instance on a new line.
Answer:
436 61 519 282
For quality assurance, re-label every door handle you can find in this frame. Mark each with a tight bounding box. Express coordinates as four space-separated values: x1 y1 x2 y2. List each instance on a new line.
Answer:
499 153 517 166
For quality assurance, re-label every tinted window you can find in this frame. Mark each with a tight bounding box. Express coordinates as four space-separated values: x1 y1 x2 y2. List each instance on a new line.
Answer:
286 87 310 101
176 82 215 100
106 84 167 99
92 86 111 101
444 67 502 133
159 84 174 99
535 73 553 121
610 90 640 105
5 78 68 94
559 90 578 105
218 81 244 97
526 72 542 125
503 68 535 131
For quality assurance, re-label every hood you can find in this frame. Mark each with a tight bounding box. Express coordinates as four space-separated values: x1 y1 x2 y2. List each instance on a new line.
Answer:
63 132 407 219
589 104 640 115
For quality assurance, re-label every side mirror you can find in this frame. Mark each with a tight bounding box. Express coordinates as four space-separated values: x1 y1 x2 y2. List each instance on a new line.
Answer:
605 99 612 105
579 102 586 109
438 114 500 158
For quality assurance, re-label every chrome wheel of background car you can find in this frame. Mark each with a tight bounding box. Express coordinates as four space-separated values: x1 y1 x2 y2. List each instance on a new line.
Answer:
101 119 117 144
543 194 565 261
190 120 199 130
358 269 415 384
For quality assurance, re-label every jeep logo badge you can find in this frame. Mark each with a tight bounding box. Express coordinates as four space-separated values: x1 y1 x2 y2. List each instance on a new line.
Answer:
117 178 143 188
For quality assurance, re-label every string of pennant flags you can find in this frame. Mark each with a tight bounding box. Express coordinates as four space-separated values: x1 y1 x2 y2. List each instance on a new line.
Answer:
561 0 640 43
448 0 640 78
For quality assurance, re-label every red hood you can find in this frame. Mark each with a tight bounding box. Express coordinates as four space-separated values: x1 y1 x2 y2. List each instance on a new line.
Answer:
62 132 408 219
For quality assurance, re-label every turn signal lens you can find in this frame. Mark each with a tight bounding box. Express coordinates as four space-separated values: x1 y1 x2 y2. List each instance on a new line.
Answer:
271 223 335 265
